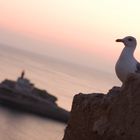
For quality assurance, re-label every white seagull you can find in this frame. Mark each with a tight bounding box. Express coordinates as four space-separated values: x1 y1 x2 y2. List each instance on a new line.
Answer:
115 36 140 83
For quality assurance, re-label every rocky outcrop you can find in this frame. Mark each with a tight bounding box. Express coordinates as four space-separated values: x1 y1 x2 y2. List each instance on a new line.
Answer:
0 79 69 123
63 73 140 140
1 79 57 103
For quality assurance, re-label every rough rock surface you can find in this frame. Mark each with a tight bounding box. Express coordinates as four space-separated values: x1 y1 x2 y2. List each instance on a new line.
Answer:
63 73 140 140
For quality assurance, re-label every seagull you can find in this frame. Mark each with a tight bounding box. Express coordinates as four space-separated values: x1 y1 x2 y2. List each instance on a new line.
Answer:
115 36 140 83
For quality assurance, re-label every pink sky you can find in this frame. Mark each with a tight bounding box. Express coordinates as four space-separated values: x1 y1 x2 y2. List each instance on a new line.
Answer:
1 0 140 73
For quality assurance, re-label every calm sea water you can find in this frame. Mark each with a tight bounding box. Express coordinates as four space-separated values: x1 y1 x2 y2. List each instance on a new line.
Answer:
0 44 120 140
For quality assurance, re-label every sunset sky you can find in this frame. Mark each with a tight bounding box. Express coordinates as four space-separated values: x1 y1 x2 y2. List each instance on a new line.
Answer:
1 0 140 73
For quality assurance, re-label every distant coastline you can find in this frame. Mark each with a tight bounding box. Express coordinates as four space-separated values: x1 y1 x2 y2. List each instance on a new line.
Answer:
0 71 69 123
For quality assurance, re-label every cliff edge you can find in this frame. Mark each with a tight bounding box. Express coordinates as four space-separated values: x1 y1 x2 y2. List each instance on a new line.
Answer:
63 73 140 140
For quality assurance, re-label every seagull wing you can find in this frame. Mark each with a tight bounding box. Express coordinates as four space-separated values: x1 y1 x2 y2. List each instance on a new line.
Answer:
136 62 140 73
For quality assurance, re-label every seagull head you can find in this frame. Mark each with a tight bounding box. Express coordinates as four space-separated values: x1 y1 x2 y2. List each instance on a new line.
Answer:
116 36 137 48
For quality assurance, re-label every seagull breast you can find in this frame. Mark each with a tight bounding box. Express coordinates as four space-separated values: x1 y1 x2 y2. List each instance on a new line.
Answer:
115 47 137 83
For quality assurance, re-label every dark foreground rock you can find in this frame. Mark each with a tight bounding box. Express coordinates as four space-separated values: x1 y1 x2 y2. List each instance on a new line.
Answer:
63 73 140 140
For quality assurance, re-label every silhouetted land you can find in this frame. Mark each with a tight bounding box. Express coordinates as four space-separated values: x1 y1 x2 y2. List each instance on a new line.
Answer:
0 74 69 123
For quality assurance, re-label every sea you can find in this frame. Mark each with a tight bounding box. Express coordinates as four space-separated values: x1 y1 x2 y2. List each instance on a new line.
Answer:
0 44 120 140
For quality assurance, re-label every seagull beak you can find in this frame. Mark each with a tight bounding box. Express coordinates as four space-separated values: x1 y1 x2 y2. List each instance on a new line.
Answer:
116 39 124 43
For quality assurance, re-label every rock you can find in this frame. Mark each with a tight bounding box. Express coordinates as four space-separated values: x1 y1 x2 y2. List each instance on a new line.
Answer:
0 78 69 123
1 79 57 104
63 73 140 140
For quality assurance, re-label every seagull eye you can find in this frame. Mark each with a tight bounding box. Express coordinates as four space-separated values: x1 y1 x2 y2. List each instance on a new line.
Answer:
128 38 132 41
